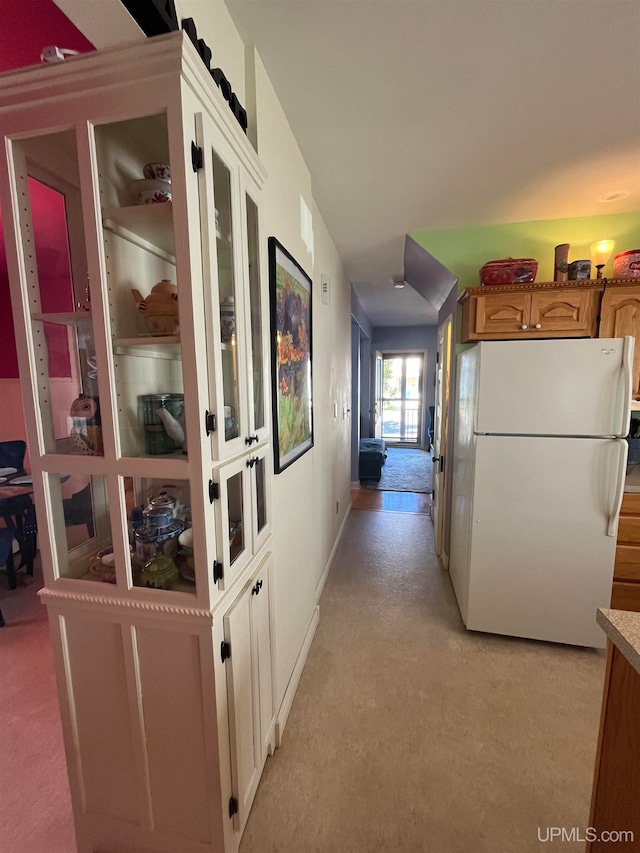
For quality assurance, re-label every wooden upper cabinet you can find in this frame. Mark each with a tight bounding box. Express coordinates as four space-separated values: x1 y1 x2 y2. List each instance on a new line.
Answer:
529 288 599 335
472 292 530 337
599 284 640 399
460 281 603 343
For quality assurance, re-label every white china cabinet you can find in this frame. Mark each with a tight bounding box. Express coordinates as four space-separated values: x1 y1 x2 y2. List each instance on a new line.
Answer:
0 32 275 853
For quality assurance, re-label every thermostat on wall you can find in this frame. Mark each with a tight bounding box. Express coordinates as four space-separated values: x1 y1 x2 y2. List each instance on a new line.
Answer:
321 274 330 305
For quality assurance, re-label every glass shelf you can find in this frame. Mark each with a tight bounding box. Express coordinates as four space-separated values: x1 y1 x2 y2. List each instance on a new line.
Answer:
31 311 93 326
103 202 175 257
113 337 181 360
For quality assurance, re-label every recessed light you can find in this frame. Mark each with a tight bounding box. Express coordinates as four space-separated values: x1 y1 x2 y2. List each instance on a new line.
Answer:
598 190 631 203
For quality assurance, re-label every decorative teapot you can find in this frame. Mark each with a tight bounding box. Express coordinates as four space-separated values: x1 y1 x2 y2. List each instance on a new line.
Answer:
131 279 179 336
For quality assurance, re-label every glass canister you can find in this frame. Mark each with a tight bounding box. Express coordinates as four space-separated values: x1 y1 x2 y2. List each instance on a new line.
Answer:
139 393 184 454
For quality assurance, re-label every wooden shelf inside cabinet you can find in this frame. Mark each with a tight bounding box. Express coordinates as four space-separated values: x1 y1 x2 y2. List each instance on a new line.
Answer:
113 336 181 360
102 202 175 258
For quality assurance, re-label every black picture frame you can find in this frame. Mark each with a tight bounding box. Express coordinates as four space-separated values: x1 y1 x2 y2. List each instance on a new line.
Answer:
268 237 314 473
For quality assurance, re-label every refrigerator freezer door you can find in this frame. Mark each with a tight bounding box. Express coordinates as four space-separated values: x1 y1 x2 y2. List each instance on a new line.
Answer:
474 338 632 437
465 435 626 648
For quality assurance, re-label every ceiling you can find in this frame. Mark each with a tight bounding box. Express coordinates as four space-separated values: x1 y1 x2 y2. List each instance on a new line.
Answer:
225 0 640 326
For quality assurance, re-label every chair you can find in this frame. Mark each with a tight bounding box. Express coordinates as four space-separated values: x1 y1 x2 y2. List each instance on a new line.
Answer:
63 483 95 539
0 523 17 590
0 495 37 580
0 439 27 474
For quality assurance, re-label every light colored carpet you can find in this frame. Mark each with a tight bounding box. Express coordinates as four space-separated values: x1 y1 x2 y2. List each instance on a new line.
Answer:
240 510 606 853
364 447 432 492
0 559 76 853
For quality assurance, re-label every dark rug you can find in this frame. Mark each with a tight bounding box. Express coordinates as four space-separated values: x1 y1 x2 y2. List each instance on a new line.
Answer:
362 447 432 493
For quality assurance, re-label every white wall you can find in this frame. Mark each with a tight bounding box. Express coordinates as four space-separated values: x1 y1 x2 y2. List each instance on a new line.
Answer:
176 2 352 708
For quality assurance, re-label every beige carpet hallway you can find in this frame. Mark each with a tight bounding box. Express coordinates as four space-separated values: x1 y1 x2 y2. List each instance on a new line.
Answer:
240 509 607 853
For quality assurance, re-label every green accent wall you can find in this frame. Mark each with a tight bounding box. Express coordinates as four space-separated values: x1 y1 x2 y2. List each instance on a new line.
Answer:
412 210 640 293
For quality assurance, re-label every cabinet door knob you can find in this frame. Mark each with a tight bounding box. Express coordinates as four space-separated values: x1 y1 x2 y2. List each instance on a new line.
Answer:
521 324 528 330
534 323 542 329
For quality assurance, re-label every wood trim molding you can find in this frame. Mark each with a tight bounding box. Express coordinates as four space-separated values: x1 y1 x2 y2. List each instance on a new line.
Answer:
457 278 638 304
39 587 216 622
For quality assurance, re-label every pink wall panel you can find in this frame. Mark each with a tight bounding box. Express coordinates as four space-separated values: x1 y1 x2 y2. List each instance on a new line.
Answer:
0 0 94 411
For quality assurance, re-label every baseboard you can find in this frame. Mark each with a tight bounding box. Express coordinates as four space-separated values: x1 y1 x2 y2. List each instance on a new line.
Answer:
350 480 360 489
315 501 351 603
441 549 450 570
275 605 319 746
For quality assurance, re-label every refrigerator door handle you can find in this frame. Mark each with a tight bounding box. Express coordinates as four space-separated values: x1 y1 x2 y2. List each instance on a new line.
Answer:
617 335 634 437
608 438 628 537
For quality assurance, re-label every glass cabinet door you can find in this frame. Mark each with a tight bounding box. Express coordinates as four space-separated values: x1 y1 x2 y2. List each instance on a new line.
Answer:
9 130 105 457
49 474 113 582
198 116 250 461
213 455 253 589
247 443 271 554
244 190 269 444
94 114 187 460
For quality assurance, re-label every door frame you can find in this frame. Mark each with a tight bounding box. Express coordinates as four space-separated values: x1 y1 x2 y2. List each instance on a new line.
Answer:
432 315 453 561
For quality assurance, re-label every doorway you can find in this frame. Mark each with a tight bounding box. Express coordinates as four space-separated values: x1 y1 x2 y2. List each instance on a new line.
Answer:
380 352 423 445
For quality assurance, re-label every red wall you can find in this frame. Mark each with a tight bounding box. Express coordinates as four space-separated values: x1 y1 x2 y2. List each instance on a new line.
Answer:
0 0 94 378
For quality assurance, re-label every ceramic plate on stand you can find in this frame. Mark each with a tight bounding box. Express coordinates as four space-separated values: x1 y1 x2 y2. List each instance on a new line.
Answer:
10 475 33 485
0 467 17 477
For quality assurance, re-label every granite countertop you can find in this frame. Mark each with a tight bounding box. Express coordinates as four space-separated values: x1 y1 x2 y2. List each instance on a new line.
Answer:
624 463 640 493
597 609 640 676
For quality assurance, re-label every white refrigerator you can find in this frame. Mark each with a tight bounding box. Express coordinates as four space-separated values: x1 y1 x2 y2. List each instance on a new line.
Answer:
449 337 633 649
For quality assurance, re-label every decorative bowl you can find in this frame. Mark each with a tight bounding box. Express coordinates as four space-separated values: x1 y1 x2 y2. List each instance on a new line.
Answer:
130 178 172 205
143 163 171 181
614 249 640 278
135 554 179 590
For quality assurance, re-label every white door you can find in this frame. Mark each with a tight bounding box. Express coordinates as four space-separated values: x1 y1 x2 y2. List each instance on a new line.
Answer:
432 315 453 557
466 434 627 648
374 351 382 439
474 337 632 437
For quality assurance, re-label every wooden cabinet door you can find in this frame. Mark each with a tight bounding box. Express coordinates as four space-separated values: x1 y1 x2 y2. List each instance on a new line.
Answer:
529 288 598 336
224 582 261 832
251 559 274 760
599 285 640 399
471 291 531 338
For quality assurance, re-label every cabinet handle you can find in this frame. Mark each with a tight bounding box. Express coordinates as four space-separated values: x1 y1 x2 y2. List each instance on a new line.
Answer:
246 457 258 468
534 323 542 329
521 324 528 330
245 434 259 446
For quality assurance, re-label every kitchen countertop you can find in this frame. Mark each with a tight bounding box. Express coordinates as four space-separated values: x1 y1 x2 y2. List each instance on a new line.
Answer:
597 608 640 676
624 463 640 493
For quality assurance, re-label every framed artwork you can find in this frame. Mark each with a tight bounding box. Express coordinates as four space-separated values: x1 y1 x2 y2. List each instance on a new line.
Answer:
268 237 313 473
